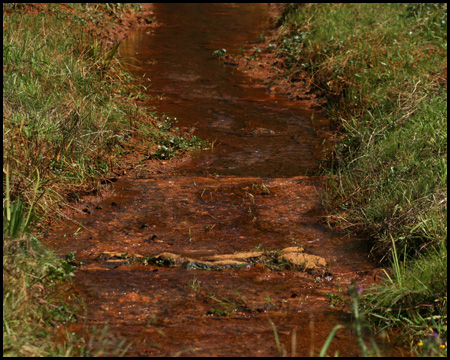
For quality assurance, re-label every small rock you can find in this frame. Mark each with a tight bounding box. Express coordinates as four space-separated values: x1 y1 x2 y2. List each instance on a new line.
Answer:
279 250 328 276
155 252 184 264
181 259 248 270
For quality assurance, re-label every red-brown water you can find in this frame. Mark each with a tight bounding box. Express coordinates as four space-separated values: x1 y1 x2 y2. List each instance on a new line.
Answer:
45 4 405 356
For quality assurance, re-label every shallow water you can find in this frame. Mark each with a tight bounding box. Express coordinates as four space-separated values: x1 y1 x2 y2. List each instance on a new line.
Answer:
120 3 329 178
45 4 405 356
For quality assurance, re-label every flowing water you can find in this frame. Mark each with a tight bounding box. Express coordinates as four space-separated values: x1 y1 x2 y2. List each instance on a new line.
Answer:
45 4 403 356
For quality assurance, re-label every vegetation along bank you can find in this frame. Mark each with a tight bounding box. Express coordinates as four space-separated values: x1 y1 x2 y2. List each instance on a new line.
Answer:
3 3 447 356
239 3 446 355
3 3 204 356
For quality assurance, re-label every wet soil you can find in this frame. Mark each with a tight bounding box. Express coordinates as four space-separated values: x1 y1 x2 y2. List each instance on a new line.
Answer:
44 4 404 356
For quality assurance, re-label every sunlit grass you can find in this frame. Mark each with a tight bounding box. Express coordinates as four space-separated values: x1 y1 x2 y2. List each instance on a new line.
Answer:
3 4 205 224
3 6 144 216
271 2 447 353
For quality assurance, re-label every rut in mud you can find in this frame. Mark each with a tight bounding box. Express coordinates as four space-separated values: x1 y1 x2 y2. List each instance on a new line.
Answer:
45 4 396 356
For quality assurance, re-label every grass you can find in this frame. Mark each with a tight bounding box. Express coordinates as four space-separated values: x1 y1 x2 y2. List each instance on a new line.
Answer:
3 233 77 356
318 285 382 357
265 3 447 354
3 176 81 356
3 3 204 223
361 239 447 356
207 292 241 316
268 286 383 357
3 3 203 356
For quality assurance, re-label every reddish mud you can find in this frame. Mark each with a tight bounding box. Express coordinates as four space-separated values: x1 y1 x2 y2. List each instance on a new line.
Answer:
44 4 406 356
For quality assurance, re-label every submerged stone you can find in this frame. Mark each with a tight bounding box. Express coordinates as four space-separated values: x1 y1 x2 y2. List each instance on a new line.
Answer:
279 247 328 276
181 259 249 270
155 252 185 265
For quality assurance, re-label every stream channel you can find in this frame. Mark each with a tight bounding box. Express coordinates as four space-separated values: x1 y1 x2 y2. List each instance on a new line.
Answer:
45 4 402 356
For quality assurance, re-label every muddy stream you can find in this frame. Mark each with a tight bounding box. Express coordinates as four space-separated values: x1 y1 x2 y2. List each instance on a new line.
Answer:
45 4 401 356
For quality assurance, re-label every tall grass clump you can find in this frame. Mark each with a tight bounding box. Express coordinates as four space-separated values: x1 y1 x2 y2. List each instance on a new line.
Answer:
4 163 79 356
362 239 447 356
3 232 79 356
4 5 134 216
268 3 447 352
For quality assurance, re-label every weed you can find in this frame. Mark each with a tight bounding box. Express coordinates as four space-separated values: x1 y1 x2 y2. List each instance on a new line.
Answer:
268 318 298 357
207 289 247 316
4 161 81 353
325 292 345 309
151 134 206 160
248 46 262 60
208 307 229 317
130 255 175 267
53 325 132 357
289 233 303 248
361 240 447 355
212 48 227 58
245 191 255 203
250 247 311 272
268 317 283 356
251 181 270 195
265 293 275 307
207 293 239 316
188 276 201 292
257 33 266 43
319 285 381 357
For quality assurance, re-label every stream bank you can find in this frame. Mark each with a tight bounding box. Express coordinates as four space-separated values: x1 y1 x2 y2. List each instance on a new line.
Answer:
3 3 199 356
39 4 412 356
238 4 447 355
